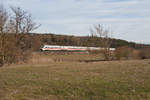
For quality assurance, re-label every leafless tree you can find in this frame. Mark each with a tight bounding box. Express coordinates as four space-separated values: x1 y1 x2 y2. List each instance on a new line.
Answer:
0 5 40 66
11 6 40 34
6 19 16 33
0 5 8 33
0 5 8 65
90 24 112 60
23 14 40 33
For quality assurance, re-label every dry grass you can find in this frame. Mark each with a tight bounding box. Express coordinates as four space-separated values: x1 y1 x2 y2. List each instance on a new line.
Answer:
0 53 150 100
28 52 103 64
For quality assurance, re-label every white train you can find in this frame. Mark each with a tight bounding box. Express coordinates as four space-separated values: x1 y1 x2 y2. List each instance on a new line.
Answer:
40 45 115 52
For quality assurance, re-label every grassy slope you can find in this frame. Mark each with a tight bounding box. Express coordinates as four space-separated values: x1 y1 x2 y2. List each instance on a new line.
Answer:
0 60 150 100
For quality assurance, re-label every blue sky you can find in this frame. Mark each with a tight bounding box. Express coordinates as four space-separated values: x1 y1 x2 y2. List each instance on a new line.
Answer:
1 0 150 43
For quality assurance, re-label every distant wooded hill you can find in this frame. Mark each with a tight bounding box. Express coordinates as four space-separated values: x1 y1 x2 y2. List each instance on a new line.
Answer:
12 33 148 51
0 33 149 66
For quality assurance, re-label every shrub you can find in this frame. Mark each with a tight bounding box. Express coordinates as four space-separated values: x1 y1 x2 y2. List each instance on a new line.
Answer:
138 47 150 59
115 46 134 60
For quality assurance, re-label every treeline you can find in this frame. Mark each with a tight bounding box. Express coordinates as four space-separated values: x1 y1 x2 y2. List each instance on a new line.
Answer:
23 33 147 50
0 5 150 66
1 31 150 66
2 33 147 53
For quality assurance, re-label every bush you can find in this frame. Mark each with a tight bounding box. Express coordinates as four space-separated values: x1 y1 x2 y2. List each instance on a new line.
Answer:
115 46 134 60
0 35 30 66
138 47 150 59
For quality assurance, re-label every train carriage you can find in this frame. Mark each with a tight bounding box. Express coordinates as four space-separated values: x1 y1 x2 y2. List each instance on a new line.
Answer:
40 45 115 53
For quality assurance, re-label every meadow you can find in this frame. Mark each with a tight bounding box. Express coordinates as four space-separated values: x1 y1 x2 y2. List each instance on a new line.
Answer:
0 53 150 100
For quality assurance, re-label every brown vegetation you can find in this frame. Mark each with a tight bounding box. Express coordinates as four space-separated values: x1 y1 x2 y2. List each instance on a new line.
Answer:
0 5 150 67
0 5 39 66
0 59 150 100
115 46 133 60
138 47 150 59
90 24 112 60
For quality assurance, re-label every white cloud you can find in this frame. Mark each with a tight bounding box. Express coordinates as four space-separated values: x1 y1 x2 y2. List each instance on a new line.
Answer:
1 0 150 43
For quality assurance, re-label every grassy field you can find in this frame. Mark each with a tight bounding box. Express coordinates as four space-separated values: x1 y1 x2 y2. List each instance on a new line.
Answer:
0 54 150 100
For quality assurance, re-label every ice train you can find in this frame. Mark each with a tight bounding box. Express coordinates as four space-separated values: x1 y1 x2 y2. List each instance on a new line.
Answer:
40 45 115 53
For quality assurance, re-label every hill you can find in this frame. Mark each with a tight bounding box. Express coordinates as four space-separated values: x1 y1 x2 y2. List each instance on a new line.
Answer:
10 33 148 52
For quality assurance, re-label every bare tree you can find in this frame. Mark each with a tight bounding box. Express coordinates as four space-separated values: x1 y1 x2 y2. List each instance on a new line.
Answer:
0 5 40 66
0 5 8 33
0 5 8 65
11 6 25 34
6 19 16 33
23 13 40 33
11 6 40 34
90 24 112 60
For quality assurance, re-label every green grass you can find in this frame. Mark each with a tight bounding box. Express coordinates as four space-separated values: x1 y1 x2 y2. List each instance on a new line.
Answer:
0 60 150 100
